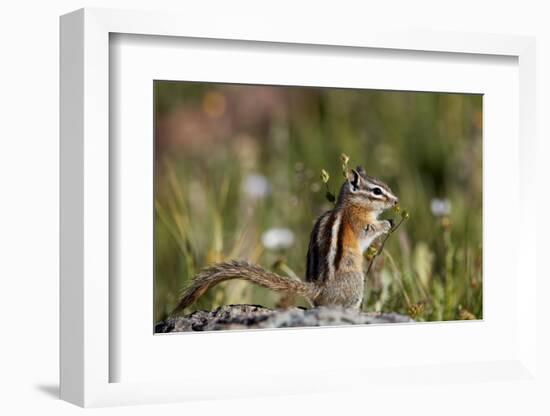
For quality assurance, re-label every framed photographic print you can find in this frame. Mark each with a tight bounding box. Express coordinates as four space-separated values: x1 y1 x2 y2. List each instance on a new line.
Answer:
60 7 538 408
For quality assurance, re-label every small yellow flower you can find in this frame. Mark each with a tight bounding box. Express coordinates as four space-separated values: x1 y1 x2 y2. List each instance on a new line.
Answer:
401 210 410 220
320 169 330 184
408 302 425 319
459 308 476 320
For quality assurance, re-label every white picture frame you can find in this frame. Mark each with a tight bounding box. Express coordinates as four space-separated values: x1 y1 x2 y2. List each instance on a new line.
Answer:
60 7 537 407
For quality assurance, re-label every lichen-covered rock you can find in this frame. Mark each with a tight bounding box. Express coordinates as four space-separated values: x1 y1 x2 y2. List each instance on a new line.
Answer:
155 304 413 333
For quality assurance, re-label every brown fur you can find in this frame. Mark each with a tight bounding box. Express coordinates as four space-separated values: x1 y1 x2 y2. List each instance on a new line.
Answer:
172 260 320 315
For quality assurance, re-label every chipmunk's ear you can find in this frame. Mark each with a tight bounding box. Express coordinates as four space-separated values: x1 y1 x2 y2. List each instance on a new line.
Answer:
355 166 367 177
347 168 362 192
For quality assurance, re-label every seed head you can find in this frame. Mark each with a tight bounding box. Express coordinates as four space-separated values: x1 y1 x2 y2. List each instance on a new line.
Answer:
340 153 350 177
365 245 378 261
320 169 330 184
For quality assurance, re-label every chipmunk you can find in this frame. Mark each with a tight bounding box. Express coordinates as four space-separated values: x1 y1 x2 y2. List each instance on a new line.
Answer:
171 166 398 314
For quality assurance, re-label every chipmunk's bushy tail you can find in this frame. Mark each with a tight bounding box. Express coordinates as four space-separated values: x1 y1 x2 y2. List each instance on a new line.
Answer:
171 260 318 315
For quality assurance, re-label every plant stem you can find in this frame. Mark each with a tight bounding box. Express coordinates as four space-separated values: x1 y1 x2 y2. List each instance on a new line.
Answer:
361 216 407 311
365 217 406 276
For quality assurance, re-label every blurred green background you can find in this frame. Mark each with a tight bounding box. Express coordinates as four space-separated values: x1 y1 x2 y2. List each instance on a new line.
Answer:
154 81 482 324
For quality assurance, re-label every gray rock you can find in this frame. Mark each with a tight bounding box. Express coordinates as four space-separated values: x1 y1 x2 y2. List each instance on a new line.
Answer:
155 304 413 332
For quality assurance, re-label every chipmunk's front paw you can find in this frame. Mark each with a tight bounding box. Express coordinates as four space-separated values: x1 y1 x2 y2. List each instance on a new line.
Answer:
380 219 393 233
365 220 393 238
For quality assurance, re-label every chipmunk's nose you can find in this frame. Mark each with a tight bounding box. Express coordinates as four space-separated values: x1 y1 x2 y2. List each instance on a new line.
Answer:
393 198 399 206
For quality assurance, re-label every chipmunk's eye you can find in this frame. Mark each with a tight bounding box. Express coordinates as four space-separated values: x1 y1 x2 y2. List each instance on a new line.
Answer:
372 187 383 196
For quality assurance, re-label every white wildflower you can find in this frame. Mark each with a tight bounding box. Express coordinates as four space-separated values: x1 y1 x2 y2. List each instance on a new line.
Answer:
310 182 322 193
430 198 452 217
242 174 271 199
261 228 295 250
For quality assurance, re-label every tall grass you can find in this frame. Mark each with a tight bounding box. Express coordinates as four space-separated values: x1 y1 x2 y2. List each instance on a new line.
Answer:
154 82 483 323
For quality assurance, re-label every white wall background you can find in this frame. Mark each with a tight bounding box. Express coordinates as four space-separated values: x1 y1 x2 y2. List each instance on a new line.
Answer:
1 1 548 414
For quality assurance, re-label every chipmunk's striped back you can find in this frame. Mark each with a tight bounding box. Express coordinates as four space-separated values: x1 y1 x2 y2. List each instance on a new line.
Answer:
306 210 338 283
